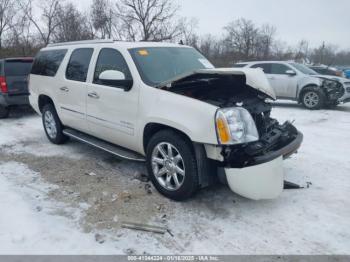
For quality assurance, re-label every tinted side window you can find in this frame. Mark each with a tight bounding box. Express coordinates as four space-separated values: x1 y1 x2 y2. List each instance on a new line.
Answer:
270 63 291 75
66 48 93 82
251 63 271 74
31 49 67 77
93 48 132 85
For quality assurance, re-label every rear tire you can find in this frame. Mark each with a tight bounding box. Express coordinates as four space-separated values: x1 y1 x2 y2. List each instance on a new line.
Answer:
42 104 68 144
301 87 325 110
0 105 9 119
146 130 199 201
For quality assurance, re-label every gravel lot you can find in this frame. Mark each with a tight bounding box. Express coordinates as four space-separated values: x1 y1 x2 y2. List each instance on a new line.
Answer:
0 103 349 255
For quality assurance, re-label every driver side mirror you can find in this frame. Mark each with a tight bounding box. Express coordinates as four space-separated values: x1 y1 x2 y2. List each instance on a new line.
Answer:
98 70 133 91
286 70 296 76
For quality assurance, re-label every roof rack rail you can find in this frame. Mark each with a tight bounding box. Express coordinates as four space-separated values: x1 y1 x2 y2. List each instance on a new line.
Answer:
47 39 115 47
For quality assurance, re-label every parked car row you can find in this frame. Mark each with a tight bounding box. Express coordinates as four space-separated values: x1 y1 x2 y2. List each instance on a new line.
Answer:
309 65 344 78
233 61 350 109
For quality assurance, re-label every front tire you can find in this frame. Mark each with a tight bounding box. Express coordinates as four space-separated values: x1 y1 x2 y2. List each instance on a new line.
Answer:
301 87 325 110
42 104 68 144
0 105 9 119
146 130 199 201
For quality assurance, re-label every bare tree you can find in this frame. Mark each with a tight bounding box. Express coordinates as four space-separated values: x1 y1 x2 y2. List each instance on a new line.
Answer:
224 18 259 60
54 3 93 42
0 0 17 51
294 39 309 62
177 17 199 48
116 0 181 41
256 24 276 59
19 0 62 45
91 0 119 39
311 42 338 66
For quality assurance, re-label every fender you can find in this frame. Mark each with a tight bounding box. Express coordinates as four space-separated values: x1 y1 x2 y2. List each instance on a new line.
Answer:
296 76 323 99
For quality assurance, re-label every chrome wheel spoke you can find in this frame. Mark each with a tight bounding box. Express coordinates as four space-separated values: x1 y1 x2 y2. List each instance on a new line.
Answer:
173 173 180 187
158 145 167 158
173 154 182 164
156 167 167 177
151 142 186 191
165 174 172 188
167 143 173 158
175 166 185 176
153 157 164 165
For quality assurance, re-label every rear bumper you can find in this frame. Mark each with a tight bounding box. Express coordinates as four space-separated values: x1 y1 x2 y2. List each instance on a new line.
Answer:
0 93 29 107
224 132 303 200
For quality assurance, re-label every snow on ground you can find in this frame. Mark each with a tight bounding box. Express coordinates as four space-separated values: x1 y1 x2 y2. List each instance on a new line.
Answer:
0 103 349 255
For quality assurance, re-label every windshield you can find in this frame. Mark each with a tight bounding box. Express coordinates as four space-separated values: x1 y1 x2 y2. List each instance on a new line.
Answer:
129 47 214 86
289 62 318 75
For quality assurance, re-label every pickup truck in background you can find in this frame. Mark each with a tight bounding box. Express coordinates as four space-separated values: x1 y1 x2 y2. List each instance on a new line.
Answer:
0 57 33 118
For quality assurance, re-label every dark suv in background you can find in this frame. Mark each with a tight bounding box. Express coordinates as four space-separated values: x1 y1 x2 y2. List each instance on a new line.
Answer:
0 57 33 118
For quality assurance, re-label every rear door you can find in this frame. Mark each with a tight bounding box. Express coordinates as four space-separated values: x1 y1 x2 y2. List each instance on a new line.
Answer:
4 59 33 95
57 48 94 132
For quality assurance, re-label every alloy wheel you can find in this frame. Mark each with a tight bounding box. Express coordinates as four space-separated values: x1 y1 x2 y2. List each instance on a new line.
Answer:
151 142 186 191
44 111 57 139
304 91 320 108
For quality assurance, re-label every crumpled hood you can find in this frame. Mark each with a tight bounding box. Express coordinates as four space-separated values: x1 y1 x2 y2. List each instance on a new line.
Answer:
157 68 277 100
313 74 349 84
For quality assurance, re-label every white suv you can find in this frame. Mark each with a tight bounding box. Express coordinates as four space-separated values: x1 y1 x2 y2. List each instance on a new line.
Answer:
234 61 348 109
29 40 303 201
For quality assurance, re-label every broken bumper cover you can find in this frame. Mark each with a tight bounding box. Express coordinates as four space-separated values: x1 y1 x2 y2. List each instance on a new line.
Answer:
224 132 303 200
339 93 350 103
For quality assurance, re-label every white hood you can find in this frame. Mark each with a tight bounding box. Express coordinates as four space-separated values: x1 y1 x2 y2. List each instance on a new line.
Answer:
157 68 277 100
314 74 349 84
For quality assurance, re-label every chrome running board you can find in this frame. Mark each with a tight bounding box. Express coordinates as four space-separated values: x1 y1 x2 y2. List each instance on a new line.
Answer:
63 128 146 162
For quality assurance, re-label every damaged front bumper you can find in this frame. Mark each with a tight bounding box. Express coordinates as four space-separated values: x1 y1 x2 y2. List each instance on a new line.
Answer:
223 131 303 200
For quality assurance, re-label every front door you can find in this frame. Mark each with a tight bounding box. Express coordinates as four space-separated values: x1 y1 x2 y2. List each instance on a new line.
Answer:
57 48 94 133
86 48 139 151
267 63 298 99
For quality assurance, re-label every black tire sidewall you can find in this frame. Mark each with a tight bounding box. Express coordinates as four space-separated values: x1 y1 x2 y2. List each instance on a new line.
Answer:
146 130 199 201
301 87 325 110
0 105 9 119
42 104 68 144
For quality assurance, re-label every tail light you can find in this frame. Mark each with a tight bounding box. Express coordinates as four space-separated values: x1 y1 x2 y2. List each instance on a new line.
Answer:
0 76 8 93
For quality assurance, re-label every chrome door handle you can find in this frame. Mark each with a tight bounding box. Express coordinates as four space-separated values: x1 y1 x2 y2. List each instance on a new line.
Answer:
88 92 100 99
60 86 69 92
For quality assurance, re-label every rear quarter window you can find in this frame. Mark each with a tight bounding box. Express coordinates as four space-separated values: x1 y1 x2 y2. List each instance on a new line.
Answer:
4 60 33 76
66 48 94 82
31 49 67 77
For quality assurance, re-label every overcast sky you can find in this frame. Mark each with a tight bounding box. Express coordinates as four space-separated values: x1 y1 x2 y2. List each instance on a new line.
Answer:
72 0 350 49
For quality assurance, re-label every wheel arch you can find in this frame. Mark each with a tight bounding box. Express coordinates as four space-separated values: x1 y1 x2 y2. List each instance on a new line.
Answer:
143 122 215 189
38 94 55 113
143 122 193 153
297 84 320 103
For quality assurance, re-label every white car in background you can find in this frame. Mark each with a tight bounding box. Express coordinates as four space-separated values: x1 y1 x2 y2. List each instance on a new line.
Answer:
234 61 349 109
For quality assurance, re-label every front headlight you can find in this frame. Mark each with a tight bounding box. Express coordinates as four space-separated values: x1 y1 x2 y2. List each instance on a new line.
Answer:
215 107 259 145
322 79 340 90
